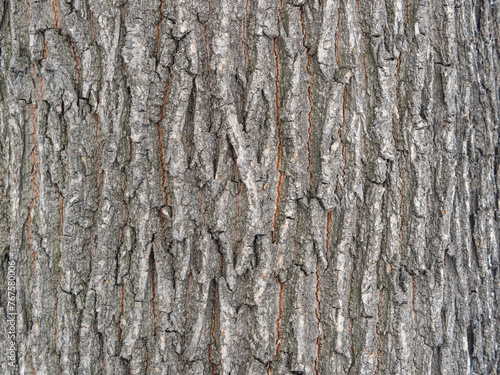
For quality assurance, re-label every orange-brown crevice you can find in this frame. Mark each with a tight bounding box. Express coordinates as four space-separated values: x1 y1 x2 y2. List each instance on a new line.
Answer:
355 0 360 24
124 358 131 375
52 0 59 28
300 10 313 190
36 61 44 100
155 0 164 59
392 116 398 148
396 54 402 77
43 37 48 59
271 38 282 243
208 284 217 375
157 72 172 225
90 12 95 39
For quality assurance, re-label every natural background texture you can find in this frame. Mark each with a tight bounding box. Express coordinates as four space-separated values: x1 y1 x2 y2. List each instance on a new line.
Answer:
0 0 499 373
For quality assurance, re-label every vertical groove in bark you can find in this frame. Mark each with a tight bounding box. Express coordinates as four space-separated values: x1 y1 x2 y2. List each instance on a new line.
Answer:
272 37 282 245
158 72 171 209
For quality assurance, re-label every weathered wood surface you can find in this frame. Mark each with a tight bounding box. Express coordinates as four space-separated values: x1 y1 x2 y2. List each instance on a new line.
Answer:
0 0 499 373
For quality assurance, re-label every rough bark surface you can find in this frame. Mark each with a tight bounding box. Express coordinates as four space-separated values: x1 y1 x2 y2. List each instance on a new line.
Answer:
0 0 499 373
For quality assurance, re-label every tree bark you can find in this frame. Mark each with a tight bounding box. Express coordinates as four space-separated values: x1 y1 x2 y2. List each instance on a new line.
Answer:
0 0 499 373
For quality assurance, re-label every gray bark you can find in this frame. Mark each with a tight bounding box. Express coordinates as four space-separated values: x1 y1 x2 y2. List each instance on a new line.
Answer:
0 0 499 374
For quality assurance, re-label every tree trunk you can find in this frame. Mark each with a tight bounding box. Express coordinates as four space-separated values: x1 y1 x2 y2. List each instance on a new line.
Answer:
0 0 499 373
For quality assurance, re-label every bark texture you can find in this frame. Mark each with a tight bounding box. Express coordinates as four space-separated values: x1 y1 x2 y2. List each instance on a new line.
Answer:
0 0 499 373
